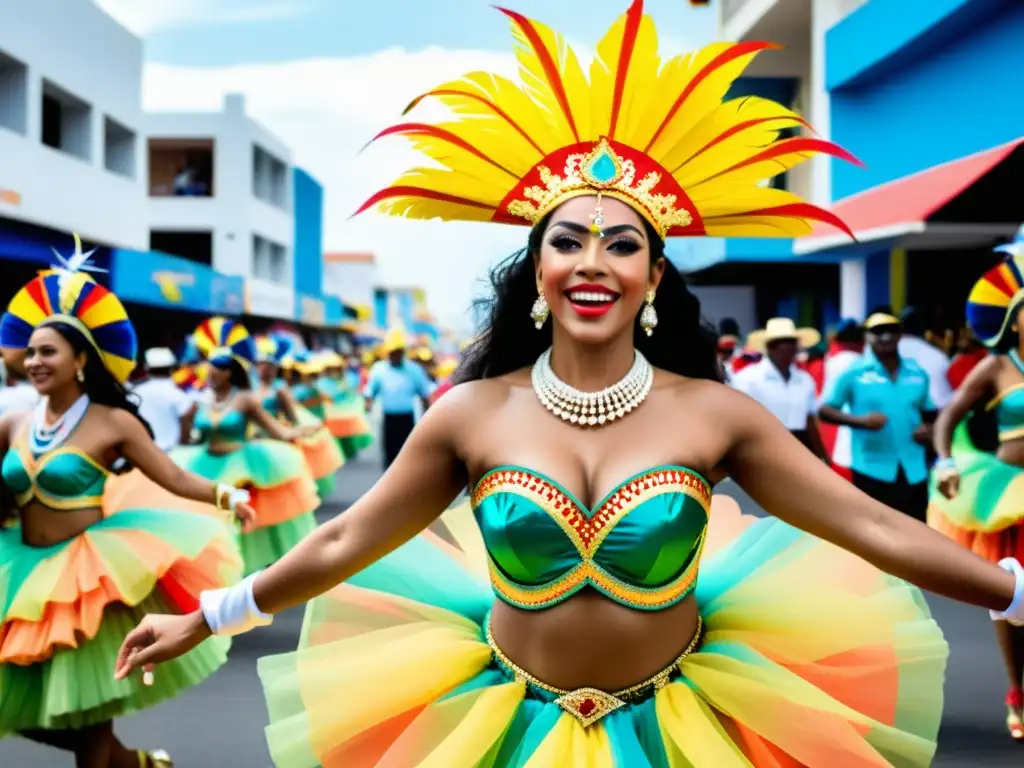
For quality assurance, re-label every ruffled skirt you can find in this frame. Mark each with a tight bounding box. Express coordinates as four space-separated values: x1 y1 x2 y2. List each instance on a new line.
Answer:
0 508 240 733
324 391 373 459
292 404 346 498
928 423 1024 562
258 497 948 767
170 440 320 574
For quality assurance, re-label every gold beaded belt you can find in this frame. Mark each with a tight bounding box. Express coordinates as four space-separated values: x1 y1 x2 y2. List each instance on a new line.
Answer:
486 615 704 727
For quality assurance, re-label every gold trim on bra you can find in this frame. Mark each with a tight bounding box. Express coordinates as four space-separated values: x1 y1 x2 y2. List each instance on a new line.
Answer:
471 467 710 610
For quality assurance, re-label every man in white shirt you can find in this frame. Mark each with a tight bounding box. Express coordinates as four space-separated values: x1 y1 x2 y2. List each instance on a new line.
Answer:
0 362 40 416
821 319 864 480
132 348 197 452
898 307 952 410
733 317 829 460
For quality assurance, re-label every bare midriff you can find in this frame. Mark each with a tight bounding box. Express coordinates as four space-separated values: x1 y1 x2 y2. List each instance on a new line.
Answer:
488 589 699 691
206 440 245 456
19 500 103 547
997 437 1024 467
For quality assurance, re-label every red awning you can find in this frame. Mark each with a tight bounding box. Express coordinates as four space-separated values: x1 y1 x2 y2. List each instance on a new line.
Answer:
796 136 1024 253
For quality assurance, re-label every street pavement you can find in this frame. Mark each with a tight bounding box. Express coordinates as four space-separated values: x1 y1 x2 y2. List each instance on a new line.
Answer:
3 455 1022 766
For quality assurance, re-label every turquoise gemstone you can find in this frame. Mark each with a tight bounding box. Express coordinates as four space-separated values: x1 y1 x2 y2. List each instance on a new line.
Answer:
586 151 619 183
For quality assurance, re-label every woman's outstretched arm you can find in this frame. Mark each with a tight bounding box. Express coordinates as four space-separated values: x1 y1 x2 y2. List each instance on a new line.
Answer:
115 386 471 678
721 388 1014 611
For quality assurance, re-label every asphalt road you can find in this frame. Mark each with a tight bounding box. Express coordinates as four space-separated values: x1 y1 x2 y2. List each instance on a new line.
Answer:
2 457 1021 766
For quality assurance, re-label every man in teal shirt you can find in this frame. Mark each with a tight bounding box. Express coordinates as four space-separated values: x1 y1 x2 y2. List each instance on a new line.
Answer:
819 312 938 521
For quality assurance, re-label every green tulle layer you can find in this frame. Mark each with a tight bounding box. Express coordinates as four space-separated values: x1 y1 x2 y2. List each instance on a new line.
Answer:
170 440 311 489
338 434 373 460
0 593 229 734
239 513 318 576
315 475 336 499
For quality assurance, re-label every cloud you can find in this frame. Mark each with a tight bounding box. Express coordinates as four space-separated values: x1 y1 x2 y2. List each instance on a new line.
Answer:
94 0 315 36
143 47 527 332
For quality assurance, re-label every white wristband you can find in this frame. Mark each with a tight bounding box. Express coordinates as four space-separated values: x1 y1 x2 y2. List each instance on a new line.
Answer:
228 488 250 511
991 558 1024 624
200 572 273 636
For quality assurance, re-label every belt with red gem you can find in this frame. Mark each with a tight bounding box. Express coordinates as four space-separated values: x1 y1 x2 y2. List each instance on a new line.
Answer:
485 614 705 728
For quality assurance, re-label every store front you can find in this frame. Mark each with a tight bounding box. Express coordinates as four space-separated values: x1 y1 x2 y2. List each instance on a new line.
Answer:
110 247 245 351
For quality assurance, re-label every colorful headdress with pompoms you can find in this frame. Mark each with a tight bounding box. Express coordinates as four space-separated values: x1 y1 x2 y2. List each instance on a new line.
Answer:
355 1 857 240
966 256 1024 347
191 317 257 370
172 362 209 393
0 234 137 383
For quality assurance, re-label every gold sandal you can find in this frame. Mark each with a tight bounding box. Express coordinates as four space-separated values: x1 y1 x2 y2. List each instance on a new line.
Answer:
137 748 173 767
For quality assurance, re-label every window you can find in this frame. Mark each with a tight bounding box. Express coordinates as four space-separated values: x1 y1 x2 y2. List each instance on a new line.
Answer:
0 49 27 135
103 117 136 179
252 235 288 280
252 144 288 209
148 138 215 196
40 79 92 161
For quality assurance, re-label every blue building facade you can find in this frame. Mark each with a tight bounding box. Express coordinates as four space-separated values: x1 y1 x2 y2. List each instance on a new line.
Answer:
292 167 324 297
822 0 1023 317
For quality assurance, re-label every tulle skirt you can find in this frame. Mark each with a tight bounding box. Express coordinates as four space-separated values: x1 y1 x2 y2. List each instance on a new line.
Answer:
928 423 1024 562
258 497 948 767
170 440 320 574
0 506 240 733
323 390 373 459
291 404 346 498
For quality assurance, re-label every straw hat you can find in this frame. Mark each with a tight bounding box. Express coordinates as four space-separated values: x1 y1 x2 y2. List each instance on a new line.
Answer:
746 318 821 353
863 312 901 331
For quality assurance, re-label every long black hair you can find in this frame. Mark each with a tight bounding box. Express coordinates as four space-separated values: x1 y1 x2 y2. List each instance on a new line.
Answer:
455 213 720 383
46 322 153 434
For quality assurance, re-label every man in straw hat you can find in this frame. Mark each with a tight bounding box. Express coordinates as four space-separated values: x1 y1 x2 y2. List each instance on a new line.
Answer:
819 312 937 521
363 324 435 469
732 318 828 460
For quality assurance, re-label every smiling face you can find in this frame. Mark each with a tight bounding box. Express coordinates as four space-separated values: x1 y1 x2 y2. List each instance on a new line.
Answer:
25 325 86 396
535 196 664 346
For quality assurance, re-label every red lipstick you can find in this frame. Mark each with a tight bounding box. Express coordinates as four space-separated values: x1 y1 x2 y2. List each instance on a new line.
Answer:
564 283 621 319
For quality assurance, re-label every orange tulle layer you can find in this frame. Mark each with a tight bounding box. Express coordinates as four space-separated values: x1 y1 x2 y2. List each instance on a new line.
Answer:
298 431 345 480
0 521 239 665
103 470 225 519
249 477 321 528
325 414 370 439
927 506 1024 562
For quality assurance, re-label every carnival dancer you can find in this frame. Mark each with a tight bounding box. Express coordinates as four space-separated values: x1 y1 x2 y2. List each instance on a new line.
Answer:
254 337 344 498
115 5 1024 765
0 237 252 767
315 351 374 461
930 243 1024 740
364 325 435 469
170 319 320 576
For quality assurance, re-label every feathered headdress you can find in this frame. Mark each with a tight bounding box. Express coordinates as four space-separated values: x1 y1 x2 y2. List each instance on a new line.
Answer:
967 256 1024 347
191 317 257 370
0 234 137 383
355 1 857 239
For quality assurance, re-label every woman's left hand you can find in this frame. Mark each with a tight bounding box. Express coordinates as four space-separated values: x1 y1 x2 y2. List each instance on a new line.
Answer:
234 501 256 532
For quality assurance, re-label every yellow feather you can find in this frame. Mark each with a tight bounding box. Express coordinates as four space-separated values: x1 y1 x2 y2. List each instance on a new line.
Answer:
387 166 506 208
415 71 565 157
377 195 496 224
401 124 534 190
689 185 808 218
662 96 806 179
703 216 817 238
683 141 818 194
506 12 589 143
640 44 766 162
589 7 661 145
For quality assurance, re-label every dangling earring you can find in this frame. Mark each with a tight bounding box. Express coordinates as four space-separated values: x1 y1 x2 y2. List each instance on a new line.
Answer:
531 290 550 330
640 289 658 337
76 368 85 383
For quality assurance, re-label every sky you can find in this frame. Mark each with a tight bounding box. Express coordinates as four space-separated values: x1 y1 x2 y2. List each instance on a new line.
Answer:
95 0 718 331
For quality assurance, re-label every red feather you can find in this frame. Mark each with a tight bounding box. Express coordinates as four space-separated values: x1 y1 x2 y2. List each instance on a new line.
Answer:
352 186 495 218
368 123 519 179
403 87 545 155
608 0 645 140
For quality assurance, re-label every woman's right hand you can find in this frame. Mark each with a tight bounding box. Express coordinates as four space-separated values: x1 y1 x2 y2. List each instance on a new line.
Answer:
937 470 960 500
114 611 212 681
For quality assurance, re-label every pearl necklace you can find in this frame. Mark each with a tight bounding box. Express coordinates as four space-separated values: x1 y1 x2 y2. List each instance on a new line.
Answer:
531 348 653 427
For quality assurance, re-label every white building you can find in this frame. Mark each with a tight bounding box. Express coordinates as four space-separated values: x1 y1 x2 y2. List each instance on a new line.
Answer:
718 0 870 318
146 94 296 318
0 0 146 249
324 252 378 313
